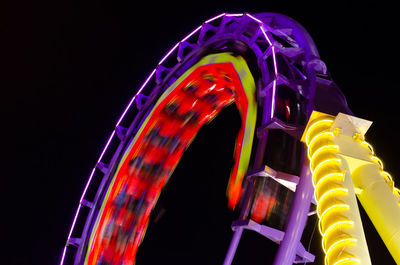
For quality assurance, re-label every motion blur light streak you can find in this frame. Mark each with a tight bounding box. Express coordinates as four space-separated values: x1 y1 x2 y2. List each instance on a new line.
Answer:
85 54 257 265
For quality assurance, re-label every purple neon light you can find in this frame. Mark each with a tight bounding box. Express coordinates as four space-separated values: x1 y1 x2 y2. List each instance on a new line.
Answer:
159 43 180 65
271 46 278 76
60 71 156 265
61 12 283 265
60 129 116 265
66 67 156 247
271 79 277 119
96 131 117 163
225 13 244 17
181 25 202 42
246 16 278 120
116 69 157 127
246 13 263 24
205 13 226 24
269 47 278 119
68 205 82 238
260 26 273 46
67 130 115 235
60 247 67 265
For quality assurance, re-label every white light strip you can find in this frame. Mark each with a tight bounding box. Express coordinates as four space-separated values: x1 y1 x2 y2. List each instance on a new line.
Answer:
270 79 277 119
253 17 279 121
159 42 180 65
246 13 263 24
59 247 67 265
225 13 244 17
64 128 116 253
96 130 117 163
116 68 156 126
181 25 202 42
271 46 278 75
205 13 226 24
260 26 273 46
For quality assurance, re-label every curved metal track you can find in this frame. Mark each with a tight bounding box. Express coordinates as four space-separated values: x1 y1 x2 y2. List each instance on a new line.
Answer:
60 12 352 265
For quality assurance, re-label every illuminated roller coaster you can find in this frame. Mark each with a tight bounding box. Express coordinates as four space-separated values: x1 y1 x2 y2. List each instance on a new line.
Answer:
60 12 400 265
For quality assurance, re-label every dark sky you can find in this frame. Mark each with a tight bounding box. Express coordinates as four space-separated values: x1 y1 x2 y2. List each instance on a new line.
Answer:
3 1 399 265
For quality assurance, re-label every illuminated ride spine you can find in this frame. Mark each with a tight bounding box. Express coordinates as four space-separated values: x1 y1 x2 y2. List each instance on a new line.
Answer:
302 112 400 265
60 12 400 265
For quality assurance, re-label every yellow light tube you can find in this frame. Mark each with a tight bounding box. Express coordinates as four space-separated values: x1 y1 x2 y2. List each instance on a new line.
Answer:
317 188 348 206
323 220 354 244
370 155 384 169
303 111 371 265
325 238 357 261
305 119 334 145
318 203 350 225
315 172 345 191
310 144 340 163
333 257 360 265
308 131 334 158
360 141 374 155
312 158 341 176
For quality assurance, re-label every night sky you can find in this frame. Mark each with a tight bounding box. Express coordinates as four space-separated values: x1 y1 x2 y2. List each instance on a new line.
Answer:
3 1 399 265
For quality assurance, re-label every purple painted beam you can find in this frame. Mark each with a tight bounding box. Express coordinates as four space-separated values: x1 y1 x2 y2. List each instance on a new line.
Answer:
231 219 315 263
232 219 284 243
222 227 244 265
272 152 314 265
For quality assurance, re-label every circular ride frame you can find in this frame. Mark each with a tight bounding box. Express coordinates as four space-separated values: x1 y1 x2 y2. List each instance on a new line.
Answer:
61 12 353 265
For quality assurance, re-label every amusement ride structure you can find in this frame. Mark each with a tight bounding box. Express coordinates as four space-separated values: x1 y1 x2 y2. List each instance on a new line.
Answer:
60 12 400 265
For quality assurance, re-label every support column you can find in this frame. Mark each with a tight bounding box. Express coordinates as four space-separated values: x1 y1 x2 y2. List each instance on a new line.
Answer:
272 152 314 265
302 111 372 265
329 115 400 264
223 227 244 265
352 163 400 264
330 112 400 264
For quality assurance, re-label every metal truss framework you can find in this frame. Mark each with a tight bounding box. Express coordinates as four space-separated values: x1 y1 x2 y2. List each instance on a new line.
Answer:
59 12 383 265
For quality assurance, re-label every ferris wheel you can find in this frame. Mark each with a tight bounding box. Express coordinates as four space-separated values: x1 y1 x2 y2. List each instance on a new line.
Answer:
60 12 400 265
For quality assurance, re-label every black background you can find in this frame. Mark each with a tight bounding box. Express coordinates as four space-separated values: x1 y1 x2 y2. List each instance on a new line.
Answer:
2 1 399 264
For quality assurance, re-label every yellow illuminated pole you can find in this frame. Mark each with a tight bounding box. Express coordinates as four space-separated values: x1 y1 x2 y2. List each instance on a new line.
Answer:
328 113 400 264
302 112 372 265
